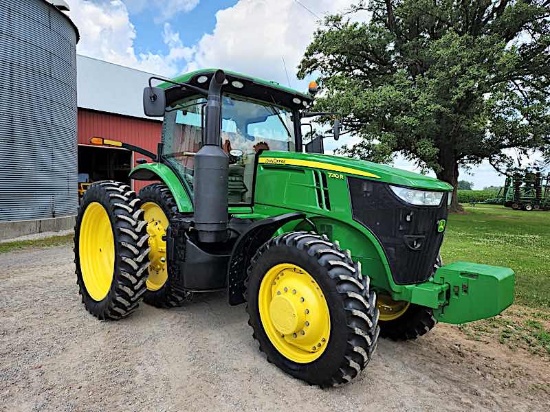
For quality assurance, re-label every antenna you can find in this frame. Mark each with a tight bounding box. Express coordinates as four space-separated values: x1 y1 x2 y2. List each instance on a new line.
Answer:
282 56 292 88
293 0 321 20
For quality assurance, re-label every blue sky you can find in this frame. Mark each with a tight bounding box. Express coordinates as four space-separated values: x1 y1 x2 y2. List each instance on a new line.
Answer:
129 1 239 56
64 0 518 189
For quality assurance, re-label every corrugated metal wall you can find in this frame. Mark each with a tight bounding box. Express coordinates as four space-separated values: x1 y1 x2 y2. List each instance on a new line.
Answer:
78 109 162 192
0 0 79 221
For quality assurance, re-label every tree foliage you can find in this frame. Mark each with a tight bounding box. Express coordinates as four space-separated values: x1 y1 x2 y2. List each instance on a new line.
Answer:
298 0 550 210
458 180 474 189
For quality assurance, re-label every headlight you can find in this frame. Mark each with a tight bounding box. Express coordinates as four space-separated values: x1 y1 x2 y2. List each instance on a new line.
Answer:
389 185 445 206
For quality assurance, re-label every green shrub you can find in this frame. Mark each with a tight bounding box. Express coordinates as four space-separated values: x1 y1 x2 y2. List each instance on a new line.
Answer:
457 189 499 203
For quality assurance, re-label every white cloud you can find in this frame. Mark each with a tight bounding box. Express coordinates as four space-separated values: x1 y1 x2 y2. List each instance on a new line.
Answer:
65 0 193 76
188 0 358 87
157 0 200 21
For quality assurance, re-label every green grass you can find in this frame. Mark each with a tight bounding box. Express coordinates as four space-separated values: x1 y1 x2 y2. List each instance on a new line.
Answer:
458 308 550 356
444 205 550 356
441 204 550 309
0 234 73 254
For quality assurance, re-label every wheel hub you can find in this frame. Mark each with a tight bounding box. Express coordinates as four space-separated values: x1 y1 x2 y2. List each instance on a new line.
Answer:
141 201 169 292
259 264 331 363
377 294 410 321
79 202 114 301
269 295 305 335
147 220 166 272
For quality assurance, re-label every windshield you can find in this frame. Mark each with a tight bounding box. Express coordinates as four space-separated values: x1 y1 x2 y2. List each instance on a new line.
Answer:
220 95 295 154
161 94 295 202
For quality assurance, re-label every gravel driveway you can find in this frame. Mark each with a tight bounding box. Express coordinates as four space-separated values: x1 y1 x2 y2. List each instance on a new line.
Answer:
1 245 548 411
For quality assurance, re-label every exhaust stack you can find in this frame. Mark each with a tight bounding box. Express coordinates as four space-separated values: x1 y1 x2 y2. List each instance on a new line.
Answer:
194 70 229 243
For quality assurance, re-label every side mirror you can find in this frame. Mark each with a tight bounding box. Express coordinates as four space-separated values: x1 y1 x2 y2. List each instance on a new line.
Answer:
143 87 166 117
305 135 324 154
333 119 341 141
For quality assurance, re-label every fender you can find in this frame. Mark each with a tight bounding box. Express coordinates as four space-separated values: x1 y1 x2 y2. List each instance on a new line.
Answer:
130 163 193 213
228 212 305 305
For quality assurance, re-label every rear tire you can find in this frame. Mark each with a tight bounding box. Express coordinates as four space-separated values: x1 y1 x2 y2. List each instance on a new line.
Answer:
246 231 379 387
74 181 149 320
139 183 191 308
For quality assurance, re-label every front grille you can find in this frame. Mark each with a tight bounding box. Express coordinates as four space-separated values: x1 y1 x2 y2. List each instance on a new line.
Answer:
348 177 448 285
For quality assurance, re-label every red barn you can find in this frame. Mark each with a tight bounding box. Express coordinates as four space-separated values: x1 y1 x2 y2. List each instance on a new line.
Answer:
77 55 162 193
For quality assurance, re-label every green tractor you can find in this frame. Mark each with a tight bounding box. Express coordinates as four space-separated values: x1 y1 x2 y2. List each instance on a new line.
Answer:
75 69 515 387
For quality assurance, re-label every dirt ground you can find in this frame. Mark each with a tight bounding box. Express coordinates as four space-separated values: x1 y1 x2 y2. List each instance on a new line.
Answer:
1 245 549 412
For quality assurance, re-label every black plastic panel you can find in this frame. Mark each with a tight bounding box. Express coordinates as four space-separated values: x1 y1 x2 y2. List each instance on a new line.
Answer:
348 177 448 285
167 218 230 291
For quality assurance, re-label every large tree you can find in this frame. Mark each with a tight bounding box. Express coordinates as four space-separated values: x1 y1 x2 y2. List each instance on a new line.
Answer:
298 0 550 210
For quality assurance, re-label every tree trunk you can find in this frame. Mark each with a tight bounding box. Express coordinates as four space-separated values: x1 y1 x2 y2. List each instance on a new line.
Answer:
436 158 463 213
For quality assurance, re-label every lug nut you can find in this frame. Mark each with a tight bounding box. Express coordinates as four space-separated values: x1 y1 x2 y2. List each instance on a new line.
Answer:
321 338 326 342
277 291 281 295
312 346 316 351
305 309 309 314
284 287 288 292
301 330 305 335
293 333 297 338
305 321 310 327
300 297 305 302
292 289 296 294
317 343 321 347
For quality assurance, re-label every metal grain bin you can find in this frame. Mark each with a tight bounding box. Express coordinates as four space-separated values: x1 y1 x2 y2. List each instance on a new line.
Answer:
0 0 79 221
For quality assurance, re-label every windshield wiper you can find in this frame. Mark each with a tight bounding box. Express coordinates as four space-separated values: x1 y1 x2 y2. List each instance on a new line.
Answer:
267 105 292 139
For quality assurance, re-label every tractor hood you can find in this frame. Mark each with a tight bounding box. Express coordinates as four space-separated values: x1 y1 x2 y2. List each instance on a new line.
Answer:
258 151 453 191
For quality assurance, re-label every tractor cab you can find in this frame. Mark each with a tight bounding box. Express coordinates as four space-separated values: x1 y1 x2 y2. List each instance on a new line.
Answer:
159 75 305 202
140 69 337 204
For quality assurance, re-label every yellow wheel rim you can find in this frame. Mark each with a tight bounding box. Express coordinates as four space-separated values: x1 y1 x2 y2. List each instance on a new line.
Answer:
377 295 410 321
259 263 331 363
142 202 168 291
79 202 115 301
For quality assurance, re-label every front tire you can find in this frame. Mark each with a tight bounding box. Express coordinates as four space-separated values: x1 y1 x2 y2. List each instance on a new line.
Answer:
246 231 379 387
139 183 191 308
75 181 150 320
378 300 436 341
377 256 440 340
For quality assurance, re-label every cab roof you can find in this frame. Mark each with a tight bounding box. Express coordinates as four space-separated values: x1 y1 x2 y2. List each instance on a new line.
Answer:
160 68 313 111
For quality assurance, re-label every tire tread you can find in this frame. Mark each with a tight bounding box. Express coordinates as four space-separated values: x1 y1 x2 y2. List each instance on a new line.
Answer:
74 180 150 320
